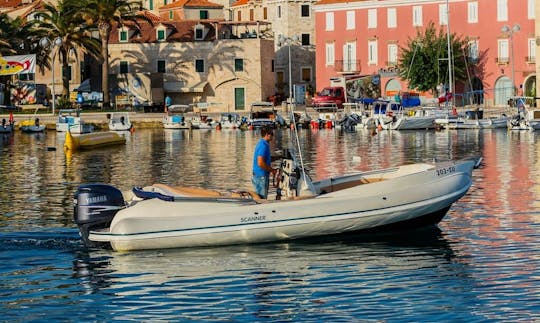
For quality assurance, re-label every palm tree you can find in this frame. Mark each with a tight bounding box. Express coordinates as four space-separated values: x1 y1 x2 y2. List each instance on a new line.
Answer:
75 0 151 108
0 13 16 56
34 0 101 97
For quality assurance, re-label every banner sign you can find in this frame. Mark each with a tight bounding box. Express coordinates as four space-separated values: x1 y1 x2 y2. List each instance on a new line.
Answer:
0 54 37 75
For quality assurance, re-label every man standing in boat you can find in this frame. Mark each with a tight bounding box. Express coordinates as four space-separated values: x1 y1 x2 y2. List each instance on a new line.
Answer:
252 126 276 199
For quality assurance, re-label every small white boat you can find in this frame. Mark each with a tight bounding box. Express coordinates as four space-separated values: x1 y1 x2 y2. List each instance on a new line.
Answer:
378 105 439 130
74 151 479 251
191 115 218 130
249 101 281 129
163 105 192 129
108 112 132 131
436 109 508 129
507 97 540 131
56 109 94 134
218 113 242 129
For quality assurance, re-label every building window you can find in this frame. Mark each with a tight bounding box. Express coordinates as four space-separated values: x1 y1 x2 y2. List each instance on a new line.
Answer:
195 27 204 40
301 33 310 46
343 42 356 71
234 58 243 72
157 60 166 73
528 0 535 19
234 88 245 110
301 4 310 17
439 3 448 25
368 9 377 28
149 0 153 10
120 61 129 73
413 6 422 26
528 38 536 62
497 0 507 21
249 9 254 21
468 40 479 62
237 11 241 21
277 6 281 18
119 30 128 42
200 10 208 19
169 11 173 20
387 8 396 28
497 39 509 63
387 44 398 66
195 59 204 73
263 7 267 19
271 59 274 72
368 40 378 65
346 11 355 30
468 2 478 23
325 42 335 66
301 67 311 82
325 12 334 31
157 29 166 41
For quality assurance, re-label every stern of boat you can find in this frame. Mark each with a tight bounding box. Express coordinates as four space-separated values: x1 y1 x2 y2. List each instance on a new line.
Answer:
73 184 126 248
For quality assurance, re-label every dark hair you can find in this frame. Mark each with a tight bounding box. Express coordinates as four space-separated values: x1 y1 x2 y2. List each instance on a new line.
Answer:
260 126 273 137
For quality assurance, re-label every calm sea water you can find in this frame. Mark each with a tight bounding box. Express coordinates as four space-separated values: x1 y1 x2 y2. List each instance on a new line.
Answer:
1 128 539 322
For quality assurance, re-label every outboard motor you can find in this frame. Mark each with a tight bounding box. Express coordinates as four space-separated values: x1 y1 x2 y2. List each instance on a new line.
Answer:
74 184 125 248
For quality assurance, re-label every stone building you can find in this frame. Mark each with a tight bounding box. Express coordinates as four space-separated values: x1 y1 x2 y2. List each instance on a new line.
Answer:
108 15 275 111
230 0 317 103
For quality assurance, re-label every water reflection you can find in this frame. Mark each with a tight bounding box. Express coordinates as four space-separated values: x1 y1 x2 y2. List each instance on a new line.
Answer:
1 128 540 321
70 228 468 321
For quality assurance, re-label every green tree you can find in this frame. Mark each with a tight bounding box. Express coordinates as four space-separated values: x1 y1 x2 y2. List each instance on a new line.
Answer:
35 0 101 97
398 22 469 96
75 0 151 108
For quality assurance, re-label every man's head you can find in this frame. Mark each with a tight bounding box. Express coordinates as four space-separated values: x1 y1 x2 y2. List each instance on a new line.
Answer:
260 126 274 140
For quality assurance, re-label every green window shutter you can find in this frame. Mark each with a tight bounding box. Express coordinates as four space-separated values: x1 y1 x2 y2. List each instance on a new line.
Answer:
234 88 245 110
234 59 243 72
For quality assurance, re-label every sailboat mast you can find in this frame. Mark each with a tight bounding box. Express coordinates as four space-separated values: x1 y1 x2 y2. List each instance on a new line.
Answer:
446 0 453 103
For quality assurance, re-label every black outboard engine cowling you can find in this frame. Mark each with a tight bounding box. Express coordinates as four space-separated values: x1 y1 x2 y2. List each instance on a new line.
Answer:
74 184 125 248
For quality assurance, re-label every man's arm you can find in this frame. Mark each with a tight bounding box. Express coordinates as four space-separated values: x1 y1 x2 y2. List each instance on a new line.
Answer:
257 156 275 173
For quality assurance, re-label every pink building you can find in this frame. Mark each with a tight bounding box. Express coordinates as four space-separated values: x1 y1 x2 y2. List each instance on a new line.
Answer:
314 0 536 107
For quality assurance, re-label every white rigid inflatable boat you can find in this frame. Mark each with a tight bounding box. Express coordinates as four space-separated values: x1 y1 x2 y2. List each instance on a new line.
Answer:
74 151 480 251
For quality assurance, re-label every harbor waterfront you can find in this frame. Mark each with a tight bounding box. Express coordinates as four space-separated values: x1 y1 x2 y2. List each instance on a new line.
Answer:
1 128 539 321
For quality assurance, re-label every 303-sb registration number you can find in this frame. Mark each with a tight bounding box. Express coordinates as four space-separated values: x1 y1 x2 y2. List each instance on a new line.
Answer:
436 166 456 176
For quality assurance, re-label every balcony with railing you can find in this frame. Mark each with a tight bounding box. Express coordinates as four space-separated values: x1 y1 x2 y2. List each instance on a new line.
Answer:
495 57 509 64
335 59 361 73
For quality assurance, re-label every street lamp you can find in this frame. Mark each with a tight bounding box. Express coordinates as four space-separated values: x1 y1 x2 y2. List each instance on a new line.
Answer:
501 24 521 96
40 36 63 115
277 35 299 107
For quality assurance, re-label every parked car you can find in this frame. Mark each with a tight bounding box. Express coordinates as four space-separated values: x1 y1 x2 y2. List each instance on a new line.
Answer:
312 86 346 109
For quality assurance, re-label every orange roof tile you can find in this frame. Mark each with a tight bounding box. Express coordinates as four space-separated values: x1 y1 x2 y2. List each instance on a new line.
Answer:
315 0 367 4
109 20 219 43
160 0 222 10
230 0 249 7
0 0 23 9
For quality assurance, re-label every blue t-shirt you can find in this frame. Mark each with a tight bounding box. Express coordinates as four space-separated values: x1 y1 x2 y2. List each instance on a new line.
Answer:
253 138 271 177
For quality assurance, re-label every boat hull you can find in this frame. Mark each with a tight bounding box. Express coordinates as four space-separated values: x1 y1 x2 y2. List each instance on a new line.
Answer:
86 159 475 251
65 131 126 151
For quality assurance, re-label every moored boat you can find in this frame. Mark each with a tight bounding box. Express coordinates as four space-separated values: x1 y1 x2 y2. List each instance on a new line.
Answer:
56 109 94 134
108 112 133 131
64 131 126 151
19 118 45 132
73 150 479 251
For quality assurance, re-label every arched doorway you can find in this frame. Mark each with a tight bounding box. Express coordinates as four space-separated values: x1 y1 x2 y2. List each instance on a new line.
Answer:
385 79 401 99
494 76 513 106
523 74 536 98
